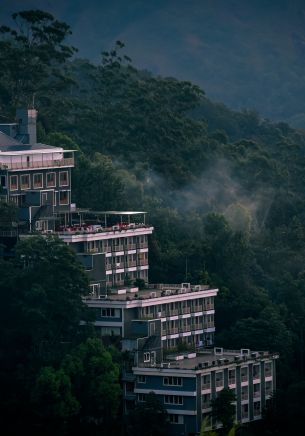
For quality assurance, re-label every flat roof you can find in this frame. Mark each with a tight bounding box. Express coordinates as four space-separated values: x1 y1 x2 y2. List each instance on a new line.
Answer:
134 348 279 371
96 211 147 215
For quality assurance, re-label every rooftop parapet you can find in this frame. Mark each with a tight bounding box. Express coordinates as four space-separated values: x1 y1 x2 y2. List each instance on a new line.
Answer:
134 348 279 370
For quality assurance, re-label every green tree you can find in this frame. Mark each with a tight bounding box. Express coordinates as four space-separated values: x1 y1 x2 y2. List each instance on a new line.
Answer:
211 388 236 433
127 392 168 436
0 10 76 112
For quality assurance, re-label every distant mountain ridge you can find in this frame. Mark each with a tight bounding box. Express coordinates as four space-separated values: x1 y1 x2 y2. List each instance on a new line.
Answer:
2 0 305 126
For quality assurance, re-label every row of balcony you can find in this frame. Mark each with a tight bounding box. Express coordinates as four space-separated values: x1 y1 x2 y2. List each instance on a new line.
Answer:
87 243 148 253
0 157 74 170
162 323 214 335
140 306 214 319
106 260 148 270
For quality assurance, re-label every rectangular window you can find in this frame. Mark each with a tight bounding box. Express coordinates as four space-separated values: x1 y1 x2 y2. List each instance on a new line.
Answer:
253 384 261 398
215 371 224 387
33 173 43 188
253 401 261 416
137 375 146 384
10 175 18 191
101 308 115 317
242 403 248 419
163 376 182 386
265 362 272 377
241 386 248 401
20 174 30 190
144 352 150 362
241 367 248 382
59 171 69 186
202 393 211 408
0 175 6 187
253 364 260 379
202 374 210 389
169 414 184 424
59 191 69 205
229 369 236 384
164 395 183 405
47 172 56 187
265 381 272 395
138 393 146 402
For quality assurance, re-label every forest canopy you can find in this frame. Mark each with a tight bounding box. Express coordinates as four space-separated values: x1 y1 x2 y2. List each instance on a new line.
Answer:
1 9 305 436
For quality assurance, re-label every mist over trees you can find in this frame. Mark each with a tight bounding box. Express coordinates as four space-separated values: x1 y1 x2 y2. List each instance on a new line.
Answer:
1 9 305 435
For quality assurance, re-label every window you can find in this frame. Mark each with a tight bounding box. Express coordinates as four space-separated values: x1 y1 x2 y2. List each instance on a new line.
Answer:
101 308 115 317
265 381 273 396
202 374 210 389
253 401 261 416
0 175 6 187
33 173 43 188
265 362 272 377
229 369 236 384
241 386 248 401
59 190 69 205
144 352 150 362
202 393 211 408
20 174 30 190
10 175 18 190
241 367 248 382
215 371 223 387
59 171 69 186
137 375 146 384
46 172 56 187
164 395 183 405
138 393 146 402
253 364 260 379
242 403 248 419
169 414 184 424
163 376 182 386
253 384 260 398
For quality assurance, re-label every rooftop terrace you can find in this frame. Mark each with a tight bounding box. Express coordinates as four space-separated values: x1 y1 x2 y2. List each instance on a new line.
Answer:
135 348 279 370
85 283 217 303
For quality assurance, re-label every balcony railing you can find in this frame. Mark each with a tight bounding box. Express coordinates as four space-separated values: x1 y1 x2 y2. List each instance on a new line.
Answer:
167 309 179 317
241 375 248 382
192 324 203 331
216 380 223 387
167 327 179 335
138 243 148 249
113 245 124 252
229 378 236 385
204 305 214 311
180 307 191 314
126 244 136 250
179 325 191 333
202 383 211 390
0 157 74 170
138 259 148 266
126 261 136 267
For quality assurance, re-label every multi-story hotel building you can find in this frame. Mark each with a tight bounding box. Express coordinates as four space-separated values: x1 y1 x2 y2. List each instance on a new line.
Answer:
0 109 279 435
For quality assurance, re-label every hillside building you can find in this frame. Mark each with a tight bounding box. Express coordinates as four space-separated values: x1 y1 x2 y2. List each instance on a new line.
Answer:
0 109 279 435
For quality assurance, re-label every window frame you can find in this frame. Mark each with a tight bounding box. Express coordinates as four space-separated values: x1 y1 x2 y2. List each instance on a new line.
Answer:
46 172 56 188
20 174 30 190
59 171 69 187
10 175 18 191
59 190 69 205
33 173 43 189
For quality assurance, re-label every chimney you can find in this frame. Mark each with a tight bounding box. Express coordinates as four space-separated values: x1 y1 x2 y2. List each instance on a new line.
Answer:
16 108 37 144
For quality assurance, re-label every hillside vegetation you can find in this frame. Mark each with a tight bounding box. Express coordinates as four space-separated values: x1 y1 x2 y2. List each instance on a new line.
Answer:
1 10 305 435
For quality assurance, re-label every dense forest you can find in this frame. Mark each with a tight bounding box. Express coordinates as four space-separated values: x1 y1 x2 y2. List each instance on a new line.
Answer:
1 9 305 435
